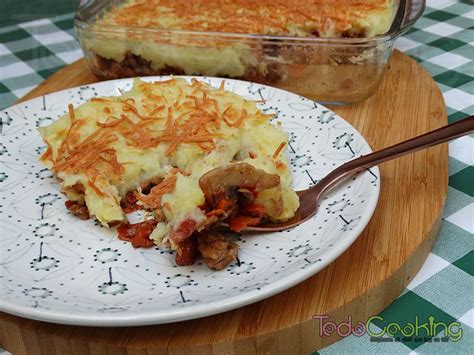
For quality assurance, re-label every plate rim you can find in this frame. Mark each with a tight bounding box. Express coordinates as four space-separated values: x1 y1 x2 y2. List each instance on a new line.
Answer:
0 75 380 326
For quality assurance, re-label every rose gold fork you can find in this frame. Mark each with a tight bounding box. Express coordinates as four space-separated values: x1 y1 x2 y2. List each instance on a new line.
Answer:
245 115 474 232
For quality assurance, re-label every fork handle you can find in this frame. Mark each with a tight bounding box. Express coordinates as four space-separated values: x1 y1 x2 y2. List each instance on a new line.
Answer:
313 115 474 198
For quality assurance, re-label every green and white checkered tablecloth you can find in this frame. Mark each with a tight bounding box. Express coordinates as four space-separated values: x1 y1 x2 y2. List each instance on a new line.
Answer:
0 0 472 354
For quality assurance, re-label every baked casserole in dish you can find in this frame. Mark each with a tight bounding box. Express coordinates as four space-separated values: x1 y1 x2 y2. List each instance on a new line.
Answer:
75 0 424 105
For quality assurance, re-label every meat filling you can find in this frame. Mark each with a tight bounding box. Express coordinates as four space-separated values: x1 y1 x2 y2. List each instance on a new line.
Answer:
94 53 282 85
199 162 280 231
95 51 186 79
65 163 282 269
171 163 281 268
197 232 239 270
65 200 90 220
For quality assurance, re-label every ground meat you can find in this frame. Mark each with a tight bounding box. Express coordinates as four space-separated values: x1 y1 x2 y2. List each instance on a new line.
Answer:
243 63 282 85
94 52 281 84
197 232 239 270
120 191 141 214
265 63 282 83
96 52 155 78
263 39 281 57
96 52 185 79
70 183 85 193
341 29 365 38
65 200 89 220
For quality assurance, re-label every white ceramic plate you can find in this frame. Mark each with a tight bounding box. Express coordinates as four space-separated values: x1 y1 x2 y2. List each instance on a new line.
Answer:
0 77 380 326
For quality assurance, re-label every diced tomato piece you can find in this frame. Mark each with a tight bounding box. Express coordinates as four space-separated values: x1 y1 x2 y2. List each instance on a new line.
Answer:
117 220 156 248
228 215 261 232
206 197 235 218
171 219 197 243
121 191 142 213
242 203 266 217
124 191 138 205
216 198 233 211
176 237 198 266
241 186 259 198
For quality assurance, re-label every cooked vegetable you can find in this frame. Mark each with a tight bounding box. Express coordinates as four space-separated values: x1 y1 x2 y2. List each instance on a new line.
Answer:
199 162 280 205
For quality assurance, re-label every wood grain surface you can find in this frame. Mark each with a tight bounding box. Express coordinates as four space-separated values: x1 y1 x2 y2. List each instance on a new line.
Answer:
0 50 448 354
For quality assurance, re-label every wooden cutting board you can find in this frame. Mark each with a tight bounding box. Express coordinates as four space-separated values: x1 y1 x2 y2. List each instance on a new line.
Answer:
0 50 448 354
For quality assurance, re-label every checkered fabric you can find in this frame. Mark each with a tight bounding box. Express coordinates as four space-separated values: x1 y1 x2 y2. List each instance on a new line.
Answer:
0 0 472 354
0 13 82 104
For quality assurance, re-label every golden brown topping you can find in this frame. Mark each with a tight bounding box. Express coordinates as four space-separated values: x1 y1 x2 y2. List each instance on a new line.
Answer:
40 141 53 162
87 176 106 197
272 141 286 159
53 128 121 186
96 115 122 128
103 0 393 37
43 79 275 200
135 173 178 209
275 160 287 169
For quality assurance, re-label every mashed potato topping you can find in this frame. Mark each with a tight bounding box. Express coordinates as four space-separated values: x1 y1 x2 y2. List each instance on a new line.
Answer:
39 78 299 269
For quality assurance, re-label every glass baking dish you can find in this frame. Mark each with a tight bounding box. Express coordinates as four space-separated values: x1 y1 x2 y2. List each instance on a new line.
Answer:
74 0 425 105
